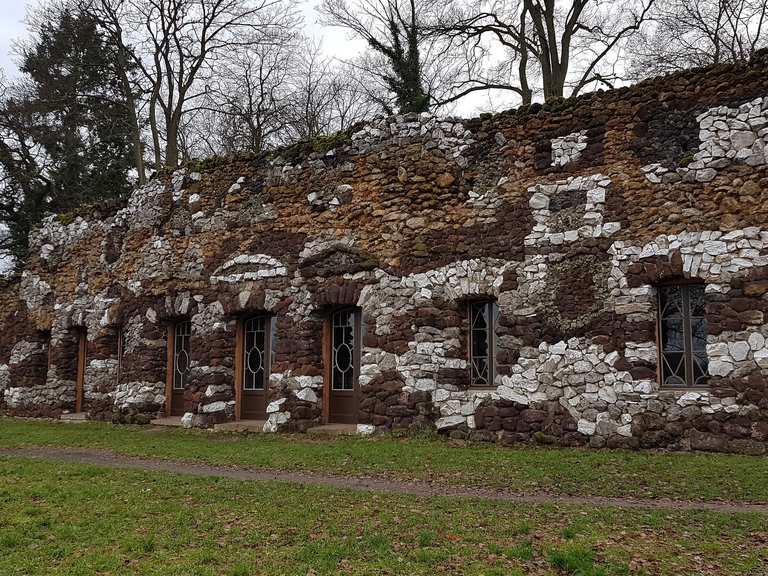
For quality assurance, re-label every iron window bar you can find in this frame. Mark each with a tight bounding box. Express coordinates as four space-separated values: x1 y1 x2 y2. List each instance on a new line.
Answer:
331 309 356 391
658 284 708 388
173 320 191 390
243 316 268 391
469 300 497 387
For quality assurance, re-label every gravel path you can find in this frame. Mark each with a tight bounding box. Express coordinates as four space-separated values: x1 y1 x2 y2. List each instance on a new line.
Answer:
3 446 767 514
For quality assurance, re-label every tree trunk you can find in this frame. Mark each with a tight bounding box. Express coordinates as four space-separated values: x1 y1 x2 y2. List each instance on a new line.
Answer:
128 99 145 185
149 94 162 170
165 112 181 168
112 29 146 185
119 76 145 184
519 10 533 106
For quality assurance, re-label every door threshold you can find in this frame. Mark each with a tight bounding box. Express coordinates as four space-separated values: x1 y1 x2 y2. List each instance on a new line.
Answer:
150 416 185 427
214 420 266 433
60 412 88 422
306 423 358 437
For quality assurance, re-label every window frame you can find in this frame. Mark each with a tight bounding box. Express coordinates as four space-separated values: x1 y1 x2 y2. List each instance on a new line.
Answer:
74 327 87 413
172 320 192 391
240 314 272 392
330 307 361 392
467 300 498 388
656 283 708 389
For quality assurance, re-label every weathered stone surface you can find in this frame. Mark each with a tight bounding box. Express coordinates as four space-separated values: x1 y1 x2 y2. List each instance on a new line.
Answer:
1 54 768 454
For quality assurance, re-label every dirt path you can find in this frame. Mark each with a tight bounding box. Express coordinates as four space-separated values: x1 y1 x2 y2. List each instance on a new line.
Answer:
3 446 767 514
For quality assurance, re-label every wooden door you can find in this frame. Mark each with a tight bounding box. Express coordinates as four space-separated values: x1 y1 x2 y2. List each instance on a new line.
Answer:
239 316 270 420
328 308 361 424
75 330 87 413
169 321 191 416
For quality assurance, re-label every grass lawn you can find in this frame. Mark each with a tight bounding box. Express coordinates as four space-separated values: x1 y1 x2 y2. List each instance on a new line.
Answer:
1 456 766 576
1 417 768 503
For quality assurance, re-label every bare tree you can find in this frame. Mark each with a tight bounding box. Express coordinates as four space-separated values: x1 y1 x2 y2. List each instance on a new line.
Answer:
320 0 458 113
205 40 296 154
279 39 361 141
114 0 297 168
176 38 376 157
628 0 768 78
439 0 656 104
437 0 536 104
327 62 380 130
81 0 147 183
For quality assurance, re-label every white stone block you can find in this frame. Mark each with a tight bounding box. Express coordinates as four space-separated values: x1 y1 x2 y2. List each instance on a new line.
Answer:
728 341 750 362
266 398 286 413
529 192 549 210
436 415 465 430
497 385 530 405
709 359 734 377
202 401 227 413
748 332 765 351
577 419 596 435
296 388 318 403
677 391 701 406
357 424 375 435
263 411 290 432
586 188 605 203
754 349 768 369
598 387 618 403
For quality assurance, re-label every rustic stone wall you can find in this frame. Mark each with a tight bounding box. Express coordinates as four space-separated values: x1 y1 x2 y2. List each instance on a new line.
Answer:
2 52 768 453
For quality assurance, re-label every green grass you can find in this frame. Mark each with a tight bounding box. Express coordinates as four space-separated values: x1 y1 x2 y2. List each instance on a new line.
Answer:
1 417 768 503
0 456 766 575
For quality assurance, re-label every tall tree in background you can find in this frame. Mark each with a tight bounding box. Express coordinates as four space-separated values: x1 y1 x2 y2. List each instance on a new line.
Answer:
627 0 768 78
118 0 299 168
321 0 452 113
0 77 50 263
279 39 374 140
192 30 303 156
172 36 376 157
207 41 295 154
20 6 137 210
439 0 656 104
81 0 148 183
0 4 138 264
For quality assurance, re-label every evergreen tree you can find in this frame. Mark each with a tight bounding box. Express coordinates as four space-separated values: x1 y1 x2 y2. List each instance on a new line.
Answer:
0 6 139 267
20 6 137 210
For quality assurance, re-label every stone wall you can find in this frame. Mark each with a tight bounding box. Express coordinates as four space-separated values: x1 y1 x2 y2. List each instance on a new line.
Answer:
2 52 768 453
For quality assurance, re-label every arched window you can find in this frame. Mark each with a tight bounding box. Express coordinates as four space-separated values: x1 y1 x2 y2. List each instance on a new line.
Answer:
469 300 498 387
658 284 708 387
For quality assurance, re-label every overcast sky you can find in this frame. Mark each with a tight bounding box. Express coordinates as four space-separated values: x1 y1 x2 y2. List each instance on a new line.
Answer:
0 1 361 73
0 1 29 76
